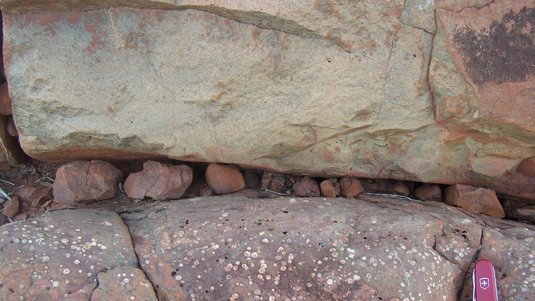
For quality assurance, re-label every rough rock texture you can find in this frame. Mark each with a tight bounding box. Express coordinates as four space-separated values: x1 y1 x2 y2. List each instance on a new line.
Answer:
459 226 535 301
122 195 535 301
1 195 19 217
320 178 340 198
445 184 505 218
2 0 534 200
90 266 158 301
415 184 442 202
124 160 193 200
517 157 535 177
292 176 320 197
339 177 364 198
205 163 244 195
53 160 123 204
14 184 52 208
1 195 534 300
0 209 138 300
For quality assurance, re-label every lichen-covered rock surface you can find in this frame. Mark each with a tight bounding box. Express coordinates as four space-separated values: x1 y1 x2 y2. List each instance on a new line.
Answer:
1 195 534 300
122 196 535 301
1 0 534 200
0 209 140 300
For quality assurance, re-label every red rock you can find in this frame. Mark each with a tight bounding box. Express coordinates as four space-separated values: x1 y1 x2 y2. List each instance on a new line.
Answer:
320 179 340 197
124 161 193 200
292 177 320 197
516 157 535 177
205 163 244 195
445 184 505 218
0 83 12 116
13 184 52 208
13 212 28 221
415 184 442 202
53 160 123 204
393 182 410 196
2 195 20 218
5 115 18 137
340 177 364 197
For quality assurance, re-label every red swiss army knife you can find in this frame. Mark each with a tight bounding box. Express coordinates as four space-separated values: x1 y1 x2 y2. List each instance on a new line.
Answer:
473 259 499 301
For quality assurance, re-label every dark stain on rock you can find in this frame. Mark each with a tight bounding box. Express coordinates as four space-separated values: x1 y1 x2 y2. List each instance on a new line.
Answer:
453 7 535 85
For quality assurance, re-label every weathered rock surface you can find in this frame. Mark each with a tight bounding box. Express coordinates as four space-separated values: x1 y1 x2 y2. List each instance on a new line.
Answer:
445 184 506 218
90 266 158 301
415 184 442 202
1 195 534 300
53 160 123 204
14 184 52 208
2 0 534 200
124 160 193 200
339 177 364 198
1 195 19 217
122 195 535 301
205 163 244 195
320 178 340 198
459 226 535 301
517 157 535 177
292 176 320 197
0 209 138 300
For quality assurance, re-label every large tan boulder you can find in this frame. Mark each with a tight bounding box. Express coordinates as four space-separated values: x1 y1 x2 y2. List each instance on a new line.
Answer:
1 0 534 199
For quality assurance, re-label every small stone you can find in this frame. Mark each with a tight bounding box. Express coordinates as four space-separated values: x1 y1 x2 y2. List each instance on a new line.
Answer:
5 115 18 137
340 177 364 198
2 195 20 218
392 182 410 196
124 161 193 200
292 177 320 197
0 83 12 116
205 163 245 195
320 179 340 198
445 184 505 218
415 184 442 202
53 160 124 204
14 185 52 208
13 212 28 222
517 157 535 177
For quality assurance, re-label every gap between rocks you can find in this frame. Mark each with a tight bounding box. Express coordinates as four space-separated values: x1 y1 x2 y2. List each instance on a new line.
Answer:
114 211 161 301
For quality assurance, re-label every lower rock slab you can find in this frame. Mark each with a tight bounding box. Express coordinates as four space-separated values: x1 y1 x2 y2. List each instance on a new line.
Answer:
122 196 535 301
1 196 534 301
0 209 140 300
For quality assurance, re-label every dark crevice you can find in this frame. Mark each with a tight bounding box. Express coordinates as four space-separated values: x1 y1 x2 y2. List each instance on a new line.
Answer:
116 213 161 301
456 227 484 300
